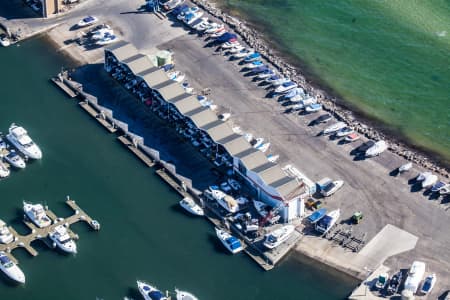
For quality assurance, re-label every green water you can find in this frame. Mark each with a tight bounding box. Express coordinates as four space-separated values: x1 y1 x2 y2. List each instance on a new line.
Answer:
222 0 450 163
0 38 356 299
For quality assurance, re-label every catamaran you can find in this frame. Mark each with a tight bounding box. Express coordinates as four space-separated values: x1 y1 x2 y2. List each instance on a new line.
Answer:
49 225 77 254
179 197 204 216
23 201 52 228
137 281 168 300
215 227 243 254
0 220 14 244
6 123 42 159
0 251 25 283
263 225 295 249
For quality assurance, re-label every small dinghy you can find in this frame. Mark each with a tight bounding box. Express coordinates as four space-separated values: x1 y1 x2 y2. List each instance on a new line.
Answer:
308 208 327 224
345 133 360 143
398 162 412 173
179 197 204 216
175 289 199 300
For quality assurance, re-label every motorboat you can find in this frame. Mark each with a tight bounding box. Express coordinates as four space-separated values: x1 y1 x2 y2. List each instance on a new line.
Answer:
431 181 447 193
0 220 13 244
215 227 243 254
215 32 238 44
420 273 436 295
253 200 269 217
192 18 210 31
218 113 231 122
386 271 403 295
0 161 10 178
89 23 110 34
440 184 450 195
398 162 412 173
323 122 346 135
257 142 270 153
179 197 204 216
374 273 389 290
227 178 241 191
204 23 225 34
207 188 239 213
184 11 204 25
263 225 295 249
315 209 340 234
251 65 269 75
209 28 226 38
335 127 354 137
356 140 375 153
422 173 438 189
269 77 290 87
416 171 430 182
96 34 119 45
307 208 327 224
244 60 264 69
172 4 190 17
168 70 185 83
251 137 264 148
232 48 254 59
49 225 77 254
4 151 26 169
163 0 185 11
267 154 280 163
243 52 261 63
320 180 344 197
137 281 168 300
313 113 332 125
274 81 298 93
175 289 199 300
228 45 245 54
305 103 322 113
91 28 114 40
6 123 42 159
0 252 25 284
23 201 52 228
284 88 304 99
0 34 10 47
365 140 387 157
344 133 360 143
221 40 239 49
243 133 253 143
256 68 276 79
77 16 98 27
404 261 425 293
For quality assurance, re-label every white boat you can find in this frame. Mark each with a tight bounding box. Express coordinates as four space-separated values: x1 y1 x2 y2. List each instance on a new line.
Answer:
274 81 298 93
215 227 243 254
398 162 413 173
420 273 436 295
243 132 253 142
320 180 344 197
4 151 26 169
0 220 13 244
49 225 77 254
0 34 10 47
179 197 204 216
416 171 430 182
204 23 224 34
6 123 42 159
263 225 295 249
184 11 204 25
175 289 199 300
221 41 240 49
267 154 279 163
257 142 270 153
163 0 185 11
251 137 264 148
404 261 425 293
232 49 254 59
228 45 245 54
305 103 322 113
257 69 276 79
168 70 186 83
218 113 231 122
209 28 226 38
0 161 10 178
218 194 239 213
244 61 264 69
335 127 354 137
137 281 168 300
0 252 25 283
23 201 52 228
365 140 387 157
323 122 346 135
96 34 119 45
269 77 290 86
315 209 340 234
422 173 438 189
77 16 98 27
91 28 114 40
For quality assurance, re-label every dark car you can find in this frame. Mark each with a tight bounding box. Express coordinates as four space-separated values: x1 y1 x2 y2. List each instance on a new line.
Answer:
356 140 375 153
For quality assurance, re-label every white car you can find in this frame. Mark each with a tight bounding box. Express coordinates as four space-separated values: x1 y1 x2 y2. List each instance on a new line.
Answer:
321 180 344 197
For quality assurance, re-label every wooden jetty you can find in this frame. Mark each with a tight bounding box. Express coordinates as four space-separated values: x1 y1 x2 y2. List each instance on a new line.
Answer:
0 198 100 264
79 101 117 133
117 135 155 167
51 76 78 98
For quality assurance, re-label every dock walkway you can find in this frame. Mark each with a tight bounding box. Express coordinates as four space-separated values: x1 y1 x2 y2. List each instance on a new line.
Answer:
0 198 100 264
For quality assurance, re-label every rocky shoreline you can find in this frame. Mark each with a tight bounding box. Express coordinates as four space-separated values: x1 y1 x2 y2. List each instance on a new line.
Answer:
189 0 449 178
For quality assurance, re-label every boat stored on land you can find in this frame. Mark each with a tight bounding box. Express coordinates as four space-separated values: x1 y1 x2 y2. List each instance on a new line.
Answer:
206 188 239 213
321 180 344 197
137 281 168 300
398 162 412 173
431 181 447 193
274 81 298 93
263 225 295 249
232 48 254 59
0 220 13 244
179 197 204 216
323 122 346 135
335 127 354 137
175 289 199 300
365 140 387 157
422 173 438 189
305 103 322 113
307 208 327 224
403 261 425 293
215 227 243 254
0 252 25 283
386 271 402 295
420 273 436 295
23 201 52 228
77 16 98 27
6 123 42 159
4 151 26 169
344 133 360 143
315 209 340 235
49 225 77 254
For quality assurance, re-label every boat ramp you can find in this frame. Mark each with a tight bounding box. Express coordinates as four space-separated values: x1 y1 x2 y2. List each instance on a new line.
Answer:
0 197 100 264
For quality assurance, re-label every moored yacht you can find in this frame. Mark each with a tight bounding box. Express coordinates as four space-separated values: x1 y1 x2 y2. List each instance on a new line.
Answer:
215 227 243 254
315 209 340 235
207 188 239 213
0 220 14 244
0 252 25 284
179 197 204 216
175 289 199 300
6 124 42 159
137 280 168 300
263 225 295 249
0 160 10 178
49 225 77 254
23 201 52 228
4 151 26 169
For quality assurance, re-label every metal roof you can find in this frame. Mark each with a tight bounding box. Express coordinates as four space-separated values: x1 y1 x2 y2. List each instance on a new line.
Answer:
105 41 139 61
141 68 169 88
222 136 252 156
272 177 304 199
166 93 192 104
239 150 269 171
157 82 186 100
259 165 288 186
123 54 154 75
205 122 234 142
186 107 218 129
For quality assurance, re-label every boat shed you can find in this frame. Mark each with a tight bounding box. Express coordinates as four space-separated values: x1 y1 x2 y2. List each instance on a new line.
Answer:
104 41 308 221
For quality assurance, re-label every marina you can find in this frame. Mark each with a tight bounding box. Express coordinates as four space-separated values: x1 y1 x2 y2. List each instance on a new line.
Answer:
0 197 99 264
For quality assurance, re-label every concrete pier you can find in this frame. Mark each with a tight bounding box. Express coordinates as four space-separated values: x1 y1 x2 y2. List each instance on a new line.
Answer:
118 135 155 167
79 101 118 133
51 76 78 98
0 198 100 264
